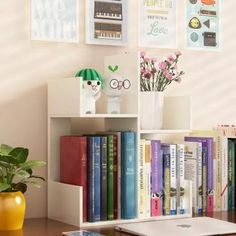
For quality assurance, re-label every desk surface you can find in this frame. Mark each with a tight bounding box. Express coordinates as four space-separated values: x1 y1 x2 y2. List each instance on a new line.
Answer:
1 212 236 236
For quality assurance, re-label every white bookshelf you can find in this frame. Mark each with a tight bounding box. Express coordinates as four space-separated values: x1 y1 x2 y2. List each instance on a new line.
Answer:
47 52 192 227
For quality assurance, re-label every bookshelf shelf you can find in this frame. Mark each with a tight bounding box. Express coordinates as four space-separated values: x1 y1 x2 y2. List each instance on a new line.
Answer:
47 52 193 227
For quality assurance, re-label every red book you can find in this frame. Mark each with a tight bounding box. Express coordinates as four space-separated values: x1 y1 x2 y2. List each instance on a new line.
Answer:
60 136 87 222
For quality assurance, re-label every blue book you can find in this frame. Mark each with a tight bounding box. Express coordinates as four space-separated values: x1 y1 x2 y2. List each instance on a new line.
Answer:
88 136 101 222
121 131 137 219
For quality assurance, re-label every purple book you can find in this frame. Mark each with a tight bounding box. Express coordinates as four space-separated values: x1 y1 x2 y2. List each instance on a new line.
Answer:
151 140 163 216
184 136 214 213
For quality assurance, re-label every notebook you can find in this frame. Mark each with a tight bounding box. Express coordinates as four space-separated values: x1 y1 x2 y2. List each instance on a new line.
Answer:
115 217 236 236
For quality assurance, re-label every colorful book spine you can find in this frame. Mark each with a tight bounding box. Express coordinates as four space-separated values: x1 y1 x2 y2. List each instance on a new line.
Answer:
221 136 228 211
145 140 151 217
107 135 114 220
60 136 87 222
170 144 177 215
177 144 185 214
151 140 162 216
138 139 146 218
113 134 118 219
231 139 236 210
197 142 203 214
161 144 170 215
100 136 108 221
121 132 137 219
88 136 101 222
228 139 234 210
182 142 198 214
116 132 122 219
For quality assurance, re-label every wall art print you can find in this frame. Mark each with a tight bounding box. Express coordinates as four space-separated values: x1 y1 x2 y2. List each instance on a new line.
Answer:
85 0 128 46
139 0 177 48
31 0 79 43
186 0 220 50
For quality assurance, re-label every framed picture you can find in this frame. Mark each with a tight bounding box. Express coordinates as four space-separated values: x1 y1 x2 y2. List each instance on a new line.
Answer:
85 0 128 46
185 0 220 50
31 0 79 43
138 0 177 48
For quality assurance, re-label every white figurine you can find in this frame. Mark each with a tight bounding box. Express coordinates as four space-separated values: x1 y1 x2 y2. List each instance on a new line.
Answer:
104 66 131 114
76 69 102 114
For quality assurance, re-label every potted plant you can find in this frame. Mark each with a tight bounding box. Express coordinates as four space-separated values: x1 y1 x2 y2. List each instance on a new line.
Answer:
0 144 46 231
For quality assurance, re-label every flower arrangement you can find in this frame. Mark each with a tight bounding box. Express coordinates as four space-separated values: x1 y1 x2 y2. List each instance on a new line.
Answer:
140 51 185 92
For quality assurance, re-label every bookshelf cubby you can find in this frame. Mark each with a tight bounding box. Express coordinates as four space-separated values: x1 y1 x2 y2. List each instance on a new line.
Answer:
47 52 193 227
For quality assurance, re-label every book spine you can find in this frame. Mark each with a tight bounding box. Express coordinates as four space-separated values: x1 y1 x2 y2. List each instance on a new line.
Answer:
88 137 96 222
60 136 88 222
170 144 177 215
138 139 146 218
151 140 162 216
107 135 114 220
145 140 151 217
228 139 233 211
212 138 217 212
221 136 228 211
163 151 170 215
207 139 214 213
184 143 198 214
113 135 118 219
197 143 203 214
202 145 207 213
232 140 235 210
121 132 137 219
178 144 185 214
216 135 222 211
116 132 122 219
100 136 108 221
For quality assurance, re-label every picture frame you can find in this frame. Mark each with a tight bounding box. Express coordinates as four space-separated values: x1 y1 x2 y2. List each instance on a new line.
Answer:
185 0 221 51
85 0 128 46
138 0 178 49
31 0 79 43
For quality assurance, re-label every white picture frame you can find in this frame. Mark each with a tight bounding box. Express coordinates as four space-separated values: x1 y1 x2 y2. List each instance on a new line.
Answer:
138 0 178 49
31 0 79 43
85 0 128 46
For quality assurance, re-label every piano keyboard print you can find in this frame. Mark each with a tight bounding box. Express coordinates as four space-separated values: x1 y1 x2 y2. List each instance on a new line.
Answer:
94 1 122 21
94 22 122 40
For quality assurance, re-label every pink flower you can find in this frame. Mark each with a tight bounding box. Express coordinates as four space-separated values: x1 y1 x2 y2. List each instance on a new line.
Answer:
144 57 150 63
167 55 175 63
175 51 182 57
151 58 157 63
159 61 167 70
140 51 146 58
163 70 172 80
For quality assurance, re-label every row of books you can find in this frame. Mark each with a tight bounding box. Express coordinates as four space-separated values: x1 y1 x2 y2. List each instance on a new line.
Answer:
60 131 137 223
138 136 215 216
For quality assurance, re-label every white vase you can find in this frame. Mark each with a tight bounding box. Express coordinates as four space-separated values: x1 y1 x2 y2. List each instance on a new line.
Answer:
140 91 164 130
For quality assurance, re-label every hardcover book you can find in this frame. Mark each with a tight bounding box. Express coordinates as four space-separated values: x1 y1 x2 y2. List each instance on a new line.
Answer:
60 136 87 222
121 131 137 219
87 136 101 222
151 140 163 216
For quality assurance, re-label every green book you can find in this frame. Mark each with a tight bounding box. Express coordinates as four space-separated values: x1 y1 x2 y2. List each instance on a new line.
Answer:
228 139 234 210
107 135 114 220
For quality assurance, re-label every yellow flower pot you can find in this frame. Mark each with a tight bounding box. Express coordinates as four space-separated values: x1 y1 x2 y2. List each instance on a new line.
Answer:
0 192 26 230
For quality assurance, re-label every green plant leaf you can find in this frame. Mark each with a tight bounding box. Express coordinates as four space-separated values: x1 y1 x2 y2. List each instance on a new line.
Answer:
15 170 30 179
9 148 28 163
0 155 19 164
0 144 13 155
108 65 114 72
0 183 11 192
114 65 119 72
19 160 46 170
13 183 27 193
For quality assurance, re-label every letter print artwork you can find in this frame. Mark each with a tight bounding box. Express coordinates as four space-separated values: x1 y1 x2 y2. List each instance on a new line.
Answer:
139 0 177 48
